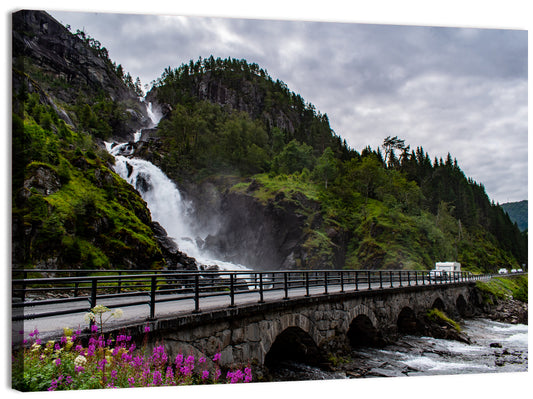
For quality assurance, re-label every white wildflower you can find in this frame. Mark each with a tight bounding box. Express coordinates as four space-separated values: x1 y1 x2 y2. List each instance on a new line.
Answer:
74 355 87 367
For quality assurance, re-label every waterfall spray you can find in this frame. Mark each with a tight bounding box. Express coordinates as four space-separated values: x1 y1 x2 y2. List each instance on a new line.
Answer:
105 100 249 271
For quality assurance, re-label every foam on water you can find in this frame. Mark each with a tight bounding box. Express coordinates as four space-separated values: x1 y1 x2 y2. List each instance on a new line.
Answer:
106 130 251 272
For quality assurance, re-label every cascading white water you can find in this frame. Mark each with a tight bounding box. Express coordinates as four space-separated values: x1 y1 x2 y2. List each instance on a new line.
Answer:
105 101 250 271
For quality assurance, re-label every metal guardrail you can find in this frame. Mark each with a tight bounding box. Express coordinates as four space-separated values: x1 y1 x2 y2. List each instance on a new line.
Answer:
12 269 490 322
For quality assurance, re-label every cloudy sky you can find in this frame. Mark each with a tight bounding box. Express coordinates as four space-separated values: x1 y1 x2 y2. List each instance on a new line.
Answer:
47 5 528 204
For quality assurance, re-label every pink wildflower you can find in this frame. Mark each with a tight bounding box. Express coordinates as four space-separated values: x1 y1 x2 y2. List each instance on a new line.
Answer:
179 365 192 376
175 353 184 366
185 355 195 366
213 353 221 362
214 368 221 381
165 366 174 383
244 367 252 383
201 370 210 380
152 370 163 386
97 358 107 371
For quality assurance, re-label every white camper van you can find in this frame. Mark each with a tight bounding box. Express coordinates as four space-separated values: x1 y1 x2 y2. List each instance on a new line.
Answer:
429 262 461 280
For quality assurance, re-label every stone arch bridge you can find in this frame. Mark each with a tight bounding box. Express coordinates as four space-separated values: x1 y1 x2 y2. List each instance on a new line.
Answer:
117 282 477 371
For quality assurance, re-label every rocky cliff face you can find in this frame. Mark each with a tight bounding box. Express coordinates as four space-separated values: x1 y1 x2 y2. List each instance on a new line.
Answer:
180 177 349 270
11 10 190 272
12 10 151 140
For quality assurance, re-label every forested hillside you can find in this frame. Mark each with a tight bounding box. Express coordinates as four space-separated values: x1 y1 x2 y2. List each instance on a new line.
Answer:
12 11 527 274
145 56 527 272
12 11 174 271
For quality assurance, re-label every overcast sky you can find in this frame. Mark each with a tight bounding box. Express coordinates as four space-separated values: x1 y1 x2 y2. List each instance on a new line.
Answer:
48 7 528 204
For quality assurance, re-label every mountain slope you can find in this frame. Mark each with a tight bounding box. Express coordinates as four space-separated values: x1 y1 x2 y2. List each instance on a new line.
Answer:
11 10 194 272
141 57 527 273
500 200 528 232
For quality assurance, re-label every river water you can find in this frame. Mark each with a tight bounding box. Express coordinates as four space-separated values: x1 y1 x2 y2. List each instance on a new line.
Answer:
270 318 527 381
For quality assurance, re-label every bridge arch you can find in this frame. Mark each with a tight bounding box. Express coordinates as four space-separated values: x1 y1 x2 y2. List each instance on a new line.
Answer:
397 306 422 334
346 303 379 329
344 304 384 347
347 314 385 347
431 297 446 311
264 326 323 368
456 294 467 316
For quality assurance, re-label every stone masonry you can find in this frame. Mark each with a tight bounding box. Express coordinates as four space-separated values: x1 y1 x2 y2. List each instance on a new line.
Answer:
116 283 477 372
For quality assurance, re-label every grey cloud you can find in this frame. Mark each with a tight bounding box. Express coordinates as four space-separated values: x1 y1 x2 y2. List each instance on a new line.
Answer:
48 10 527 203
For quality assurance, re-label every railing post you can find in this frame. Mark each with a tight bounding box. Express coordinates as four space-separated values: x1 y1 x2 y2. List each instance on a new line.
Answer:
90 278 97 310
390 271 393 288
229 274 235 307
149 276 157 320
22 271 27 302
407 271 411 286
284 272 289 300
340 271 345 293
367 271 372 290
398 271 402 287
259 273 265 303
193 274 200 313
117 271 122 294
305 272 310 297
74 271 79 297
379 271 383 289
355 271 359 291
324 271 329 294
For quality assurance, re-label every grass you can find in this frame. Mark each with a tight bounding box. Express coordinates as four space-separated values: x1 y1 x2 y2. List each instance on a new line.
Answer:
231 172 320 205
426 308 461 332
476 275 528 304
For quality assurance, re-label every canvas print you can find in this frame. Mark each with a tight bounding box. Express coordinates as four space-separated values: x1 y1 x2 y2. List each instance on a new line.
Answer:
11 8 527 393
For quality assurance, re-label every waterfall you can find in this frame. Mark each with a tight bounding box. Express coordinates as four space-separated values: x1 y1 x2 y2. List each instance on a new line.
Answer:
105 100 250 271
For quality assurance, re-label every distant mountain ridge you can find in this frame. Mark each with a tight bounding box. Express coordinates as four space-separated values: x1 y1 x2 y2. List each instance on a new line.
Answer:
501 200 528 231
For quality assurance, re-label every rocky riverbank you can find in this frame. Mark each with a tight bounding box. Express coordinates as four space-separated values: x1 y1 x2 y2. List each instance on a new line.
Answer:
478 298 528 325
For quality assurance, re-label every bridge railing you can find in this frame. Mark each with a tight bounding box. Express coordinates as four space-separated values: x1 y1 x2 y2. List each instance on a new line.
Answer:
12 269 490 322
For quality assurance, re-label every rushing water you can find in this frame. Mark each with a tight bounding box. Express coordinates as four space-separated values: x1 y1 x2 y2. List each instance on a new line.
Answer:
270 318 527 381
106 101 250 272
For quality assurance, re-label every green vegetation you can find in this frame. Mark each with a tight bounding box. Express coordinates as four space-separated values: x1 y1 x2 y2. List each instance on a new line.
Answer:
146 57 527 273
476 275 528 304
12 75 163 270
426 308 462 332
13 14 527 275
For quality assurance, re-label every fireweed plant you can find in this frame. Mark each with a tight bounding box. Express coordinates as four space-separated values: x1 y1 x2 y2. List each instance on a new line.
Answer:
12 307 252 391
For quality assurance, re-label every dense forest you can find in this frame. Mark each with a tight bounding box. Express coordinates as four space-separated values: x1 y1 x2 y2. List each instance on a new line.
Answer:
12 11 527 274
146 56 527 272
